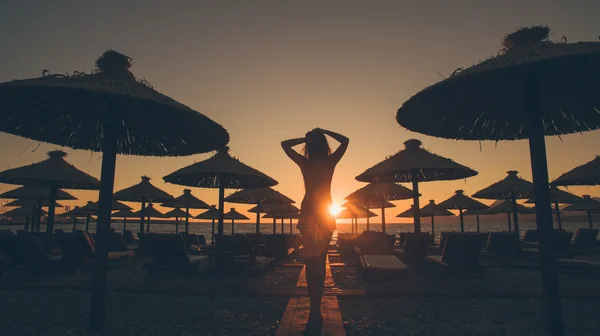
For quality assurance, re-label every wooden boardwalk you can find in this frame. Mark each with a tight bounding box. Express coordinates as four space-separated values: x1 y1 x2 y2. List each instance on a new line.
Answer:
276 254 346 336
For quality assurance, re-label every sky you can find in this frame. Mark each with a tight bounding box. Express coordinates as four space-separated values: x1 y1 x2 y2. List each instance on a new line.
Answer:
0 1 599 223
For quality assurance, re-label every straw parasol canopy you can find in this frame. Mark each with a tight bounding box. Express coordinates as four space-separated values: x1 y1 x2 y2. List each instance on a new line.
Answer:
111 208 137 231
63 201 98 232
163 207 188 233
195 205 219 243
0 50 230 330
487 200 536 232
163 146 278 238
0 150 100 232
438 190 489 232
5 199 64 208
249 203 300 233
161 189 210 234
552 156 600 187
563 195 600 228
0 185 76 201
224 187 294 233
356 139 478 233
133 203 165 232
473 171 534 235
339 202 381 234
113 176 174 234
397 200 454 237
263 210 300 234
395 26 600 333
3 207 47 217
344 182 414 233
524 187 584 230
337 207 378 219
223 208 249 235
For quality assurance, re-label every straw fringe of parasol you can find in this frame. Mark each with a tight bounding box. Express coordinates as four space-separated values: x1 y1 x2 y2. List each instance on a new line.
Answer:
438 190 488 232
113 176 174 203
223 208 248 235
552 156 600 187
224 187 294 233
161 189 209 234
5 199 64 208
563 195 600 229
472 171 534 200
0 186 76 200
3 207 47 216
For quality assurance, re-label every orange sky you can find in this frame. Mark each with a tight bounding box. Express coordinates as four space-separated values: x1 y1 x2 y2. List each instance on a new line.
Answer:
0 1 599 223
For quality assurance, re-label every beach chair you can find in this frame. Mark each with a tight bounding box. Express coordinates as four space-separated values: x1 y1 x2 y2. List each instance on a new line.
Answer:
18 231 61 255
397 232 431 267
354 231 394 255
485 232 519 256
427 233 486 270
217 235 273 273
107 232 136 252
358 232 410 278
55 231 133 269
122 230 139 245
0 235 63 275
265 234 294 262
144 234 209 276
571 228 599 251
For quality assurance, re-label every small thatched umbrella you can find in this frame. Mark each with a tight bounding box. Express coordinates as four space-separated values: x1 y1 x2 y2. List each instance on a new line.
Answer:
472 171 534 235
224 187 295 233
0 50 229 330
5 199 64 208
356 139 477 233
195 205 219 243
397 200 455 237
133 203 165 232
462 208 489 233
113 176 174 234
553 156 600 187
161 189 210 234
337 205 378 234
340 200 394 232
3 207 48 231
163 207 188 233
563 195 600 229
486 200 536 232
524 187 584 230
0 150 99 232
263 211 301 234
344 182 413 233
0 186 77 232
438 190 489 232
249 203 300 233
111 209 137 231
223 208 249 235
64 201 98 232
163 146 277 241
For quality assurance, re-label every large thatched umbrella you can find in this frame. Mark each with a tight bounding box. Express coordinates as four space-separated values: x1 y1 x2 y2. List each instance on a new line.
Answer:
395 26 600 334
113 176 174 234
195 205 219 244
356 139 477 233
163 147 277 241
224 187 295 233
161 189 210 234
563 195 600 229
0 186 77 231
133 203 165 232
337 205 378 234
263 211 301 234
486 200 536 232
344 182 413 233
524 187 584 230
249 203 300 233
163 207 188 233
0 50 229 330
553 156 600 187
472 171 534 236
111 209 137 231
438 190 489 232
0 151 99 232
397 200 454 237
223 208 249 235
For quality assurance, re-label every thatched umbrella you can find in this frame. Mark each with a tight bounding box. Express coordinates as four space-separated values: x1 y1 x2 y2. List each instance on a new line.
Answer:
0 50 229 330
3 207 48 231
472 171 534 235
223 208 249 235
524 187 584 230
337 205 378 234
553 156 600 187
163 207 188 233
356 139 477 233
5 199 64 208
340 200 394 232
486 200 536 232
164 147 278 241
113 176 174 234
263 211 301 234
133 203 165 232
249 203 300 233
111 209 137 231
563 195 600 229
0 150 99 232
161 189 210 234
344 182 413 233
64 201 98 232
224 187 295 233
438 190 489 232
397 200 454 237
394 26 600 334
0 186 77 232
195 205 219 243
462 208 489 233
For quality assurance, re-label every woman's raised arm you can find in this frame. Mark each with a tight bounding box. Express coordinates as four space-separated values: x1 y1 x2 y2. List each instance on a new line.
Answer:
281 137 306 166
320 129 349 163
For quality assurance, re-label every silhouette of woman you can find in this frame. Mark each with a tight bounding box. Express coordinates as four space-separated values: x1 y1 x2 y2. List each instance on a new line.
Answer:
281 128 349 333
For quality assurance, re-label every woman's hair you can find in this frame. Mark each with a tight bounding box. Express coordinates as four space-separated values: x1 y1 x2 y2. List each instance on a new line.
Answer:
303 129 331 160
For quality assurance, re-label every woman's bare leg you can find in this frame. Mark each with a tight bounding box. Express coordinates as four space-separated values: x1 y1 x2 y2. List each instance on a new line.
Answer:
305 250 327 315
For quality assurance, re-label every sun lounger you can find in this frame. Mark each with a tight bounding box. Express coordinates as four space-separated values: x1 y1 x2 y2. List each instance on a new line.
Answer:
144 234 209 276
353 231 395 255
427 233 486 270
265 234 294 261
1 235 64 275
397 232 431 266
17 231 61 255
359 254 409 277
485 232 518 256
217 235 273 273
122 230 139 245
55 231 133 269
571 228 599 253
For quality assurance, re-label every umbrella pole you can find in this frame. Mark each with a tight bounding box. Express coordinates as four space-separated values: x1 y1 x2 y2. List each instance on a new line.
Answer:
217 184 225 236
366 206 370 232
255 202 261 234
85 214 91 233
35 199 42 232
554 201 562 230
281 218 284 234
73 216 77 231
411 171 421 233
46 181 58 233
381 199 386 233
476 215 481 233
139 201 146 234
289 218 292 234
507 213 512 232
211 219 215 244
272 217 276 234
24 216 30 232
175 217 179 233
511 195 520 237
231 220 234 235
123 217 127 232
89 124 118 331
147 217 150 232
185 206 190 234
431 215 435 237
459 208 464 232
527 97 563 336
588 211 593 229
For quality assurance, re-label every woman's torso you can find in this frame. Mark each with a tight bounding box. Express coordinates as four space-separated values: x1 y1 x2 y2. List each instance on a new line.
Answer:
298 159 336 231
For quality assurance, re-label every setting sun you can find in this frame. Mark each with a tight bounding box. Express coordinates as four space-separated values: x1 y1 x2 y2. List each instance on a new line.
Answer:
329 203 343 216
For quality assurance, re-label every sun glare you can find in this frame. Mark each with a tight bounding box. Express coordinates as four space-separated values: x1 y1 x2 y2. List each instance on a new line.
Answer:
329 203 343 216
